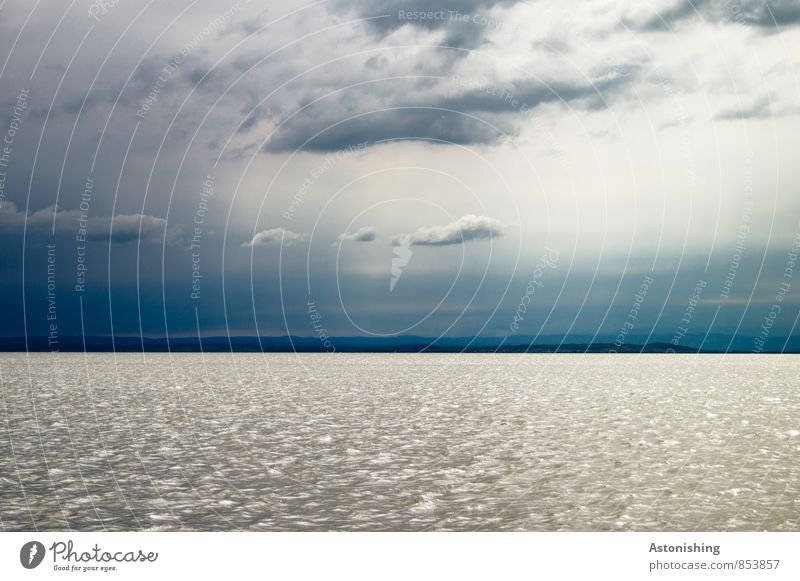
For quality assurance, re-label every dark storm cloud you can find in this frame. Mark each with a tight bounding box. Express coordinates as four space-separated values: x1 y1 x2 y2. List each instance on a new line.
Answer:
263 107 514 152
2 0 639 158
626 0 800 31
261 65 640 153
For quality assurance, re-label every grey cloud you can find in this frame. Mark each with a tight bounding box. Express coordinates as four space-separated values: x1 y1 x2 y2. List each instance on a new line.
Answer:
239 112 259 133
243 227 308 247
624 0 705 32
626 0 800 31
260 64 639 153
444 67 641 114
261 66 640 153
263 107 513 153
221 8 272 37
715 96 772 120
18 0 640 157
393 214 506 246
339 226 377 242
332 0 521 48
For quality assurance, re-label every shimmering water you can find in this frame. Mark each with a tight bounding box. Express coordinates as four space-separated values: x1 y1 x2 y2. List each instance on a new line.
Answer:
1 353 798 531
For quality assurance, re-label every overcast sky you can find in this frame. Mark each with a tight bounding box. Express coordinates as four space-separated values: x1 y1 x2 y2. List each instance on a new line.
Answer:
1 0 799 346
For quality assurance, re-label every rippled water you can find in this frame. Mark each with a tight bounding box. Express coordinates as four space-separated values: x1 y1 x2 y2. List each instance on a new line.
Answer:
1 353 798 531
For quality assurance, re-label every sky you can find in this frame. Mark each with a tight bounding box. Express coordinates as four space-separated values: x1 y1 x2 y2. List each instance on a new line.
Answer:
1 0 799 347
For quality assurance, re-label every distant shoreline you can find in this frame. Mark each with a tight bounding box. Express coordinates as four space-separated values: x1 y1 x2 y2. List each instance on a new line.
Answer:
1 336 797 353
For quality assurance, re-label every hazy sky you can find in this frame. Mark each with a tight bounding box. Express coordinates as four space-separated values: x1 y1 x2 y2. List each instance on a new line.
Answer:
1 0 799 345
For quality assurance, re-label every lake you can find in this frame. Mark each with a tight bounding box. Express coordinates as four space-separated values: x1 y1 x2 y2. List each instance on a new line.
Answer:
1 353 798 531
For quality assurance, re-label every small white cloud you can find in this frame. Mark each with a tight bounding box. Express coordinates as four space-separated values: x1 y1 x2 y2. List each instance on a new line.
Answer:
338 226 377 242
0 203 178 244
393 214 507 247
243 227 307 247
88 213 168 243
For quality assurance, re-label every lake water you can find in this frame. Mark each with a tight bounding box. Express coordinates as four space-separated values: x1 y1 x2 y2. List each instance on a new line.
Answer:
1 353 798 531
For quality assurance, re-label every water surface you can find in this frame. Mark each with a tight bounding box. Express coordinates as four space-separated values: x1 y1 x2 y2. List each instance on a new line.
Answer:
1 353 798 531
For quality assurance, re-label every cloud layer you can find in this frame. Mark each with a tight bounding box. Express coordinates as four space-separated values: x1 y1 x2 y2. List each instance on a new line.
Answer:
1 0 799 340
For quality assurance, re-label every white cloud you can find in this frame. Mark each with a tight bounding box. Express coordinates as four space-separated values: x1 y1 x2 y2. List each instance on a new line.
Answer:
243 227 308 247
88 213 168 243
338 226 377 242
394 214 507 246
0 202 176 244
